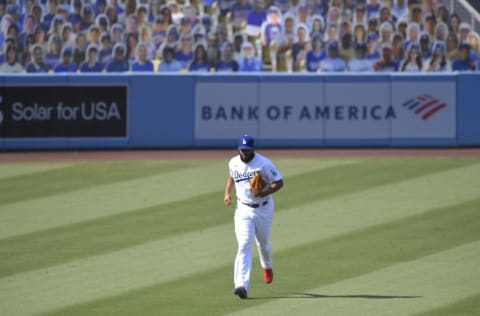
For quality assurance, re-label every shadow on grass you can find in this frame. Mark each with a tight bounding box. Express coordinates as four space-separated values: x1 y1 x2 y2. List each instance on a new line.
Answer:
249 292 422 300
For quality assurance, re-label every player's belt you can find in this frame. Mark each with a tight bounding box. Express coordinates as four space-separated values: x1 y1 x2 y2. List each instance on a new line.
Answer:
239 200 268 208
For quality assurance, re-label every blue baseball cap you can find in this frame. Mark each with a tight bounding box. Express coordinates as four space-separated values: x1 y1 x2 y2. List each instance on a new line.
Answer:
328 41 339 50
267 6 280 14
297 4 308 11
83 5 93 14
354 42 367 50
433 41 446 53
238 134 254 150
312 32 323 41
62 47 73 55
367 32 378 41
6 4 18 14
420 33 430 42
201 15 212 25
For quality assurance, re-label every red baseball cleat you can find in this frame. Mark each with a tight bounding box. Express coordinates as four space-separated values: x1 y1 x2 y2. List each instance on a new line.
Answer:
263 268 273 284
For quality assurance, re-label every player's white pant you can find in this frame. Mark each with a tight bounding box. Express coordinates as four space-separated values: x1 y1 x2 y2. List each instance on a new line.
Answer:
233 200 274 290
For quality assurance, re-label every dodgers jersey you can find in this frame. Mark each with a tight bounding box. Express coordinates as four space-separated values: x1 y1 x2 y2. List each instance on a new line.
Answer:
229 153 282 205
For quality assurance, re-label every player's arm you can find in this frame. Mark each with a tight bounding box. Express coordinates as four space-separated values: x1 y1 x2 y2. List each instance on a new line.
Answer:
224 176 234 205
258 179 283 198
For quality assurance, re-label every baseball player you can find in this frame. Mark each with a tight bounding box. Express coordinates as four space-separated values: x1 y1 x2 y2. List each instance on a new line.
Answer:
224 134 284 299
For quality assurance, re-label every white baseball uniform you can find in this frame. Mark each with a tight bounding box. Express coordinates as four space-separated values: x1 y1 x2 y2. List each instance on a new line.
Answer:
228 152 282 290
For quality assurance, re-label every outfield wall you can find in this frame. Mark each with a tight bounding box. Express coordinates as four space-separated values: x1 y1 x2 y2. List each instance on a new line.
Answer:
0 73 479 150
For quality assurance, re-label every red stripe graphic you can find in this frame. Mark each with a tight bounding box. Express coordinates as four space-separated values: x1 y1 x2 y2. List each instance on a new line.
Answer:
422 104 446 120
415 99 439 114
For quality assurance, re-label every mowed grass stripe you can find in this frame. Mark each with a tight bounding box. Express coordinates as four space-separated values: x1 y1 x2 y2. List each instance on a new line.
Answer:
1 163 479 316
0 161 195 206
414 293 480 316
0 159 353 239
0 162 78 181
44 198 480 316
228 241 480 316
274 158 475 209
0 158 461 277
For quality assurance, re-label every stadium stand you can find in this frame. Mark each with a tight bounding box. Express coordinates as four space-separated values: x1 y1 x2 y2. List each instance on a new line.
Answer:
441 0 480 34
466 0 480 14
0 0 478 73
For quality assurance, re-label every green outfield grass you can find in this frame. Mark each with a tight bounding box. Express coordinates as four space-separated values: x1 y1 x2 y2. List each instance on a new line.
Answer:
0 156 479 316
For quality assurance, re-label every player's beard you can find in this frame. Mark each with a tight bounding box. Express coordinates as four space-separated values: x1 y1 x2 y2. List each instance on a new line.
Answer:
240 151 255 163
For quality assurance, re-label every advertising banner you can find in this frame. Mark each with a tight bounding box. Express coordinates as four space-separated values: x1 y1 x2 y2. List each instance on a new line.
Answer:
195 81 326 140
324 81 391 139
259 82 325 139
195 80 391 141
0 86 127 138
195 82 259 139
195 78 457 144
391 81 456 138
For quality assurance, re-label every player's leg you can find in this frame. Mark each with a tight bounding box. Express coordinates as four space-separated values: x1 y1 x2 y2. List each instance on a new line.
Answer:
253 204 274 270
234 209 255 291
254 204 274 284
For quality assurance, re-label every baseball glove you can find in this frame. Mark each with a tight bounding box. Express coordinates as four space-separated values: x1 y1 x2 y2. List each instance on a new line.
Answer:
250 172 266 196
